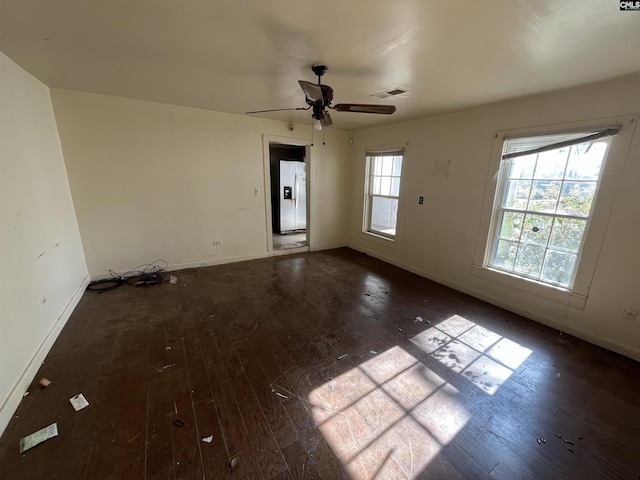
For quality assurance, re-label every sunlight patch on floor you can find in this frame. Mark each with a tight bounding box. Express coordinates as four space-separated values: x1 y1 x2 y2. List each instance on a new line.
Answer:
411 315 532 395
308 346 470 479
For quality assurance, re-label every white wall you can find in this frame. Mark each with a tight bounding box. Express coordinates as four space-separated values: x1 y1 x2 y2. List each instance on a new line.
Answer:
349 74 640 360
0 52 89 434
50 90 351 278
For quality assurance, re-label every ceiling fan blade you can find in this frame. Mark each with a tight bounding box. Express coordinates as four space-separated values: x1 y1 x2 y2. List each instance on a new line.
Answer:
321 113 333 127
298 80 323 104
320 85 334 105
333 104 396 114
245 106 310 114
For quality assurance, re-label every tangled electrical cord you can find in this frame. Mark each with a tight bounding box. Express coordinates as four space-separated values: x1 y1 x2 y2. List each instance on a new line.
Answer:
87 260 169 293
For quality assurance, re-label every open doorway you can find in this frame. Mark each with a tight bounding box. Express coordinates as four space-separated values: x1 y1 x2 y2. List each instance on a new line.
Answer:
268 143 309 253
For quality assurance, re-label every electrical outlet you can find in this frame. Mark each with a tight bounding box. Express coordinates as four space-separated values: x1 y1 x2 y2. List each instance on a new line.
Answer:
622 307 639 322
212 240 222 246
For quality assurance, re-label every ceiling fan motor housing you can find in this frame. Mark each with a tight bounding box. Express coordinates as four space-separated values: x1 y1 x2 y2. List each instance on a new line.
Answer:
311 65 328 77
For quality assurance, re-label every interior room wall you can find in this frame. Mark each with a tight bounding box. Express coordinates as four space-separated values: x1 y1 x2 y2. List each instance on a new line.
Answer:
349 74 640 360
0 52 89 435
50 90 351 278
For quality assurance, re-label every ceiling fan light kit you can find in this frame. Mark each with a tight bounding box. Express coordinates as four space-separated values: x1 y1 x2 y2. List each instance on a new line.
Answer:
246 65 397 134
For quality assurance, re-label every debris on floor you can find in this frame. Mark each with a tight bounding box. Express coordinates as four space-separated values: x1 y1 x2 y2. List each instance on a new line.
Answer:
39 378 51 388
337 354 348 360
230 456 240 470
165 346 172 351
275 392 288 399
23 392 29 397
69 393 89 412
19 423 59 453
370 350 378 355
201 435 214 443
169 275 177 284
172 419 184 428
161 363 176 370
555 433 578 452
415 316 424 323
536 437 546 445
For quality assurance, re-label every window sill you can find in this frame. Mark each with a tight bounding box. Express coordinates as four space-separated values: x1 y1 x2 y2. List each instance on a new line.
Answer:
360 231 401 250
471 264 587 309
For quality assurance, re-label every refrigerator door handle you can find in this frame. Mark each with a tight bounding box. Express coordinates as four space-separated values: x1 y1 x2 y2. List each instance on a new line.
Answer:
294 174 299 210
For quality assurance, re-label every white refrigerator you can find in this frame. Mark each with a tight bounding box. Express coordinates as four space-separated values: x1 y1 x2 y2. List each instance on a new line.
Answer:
279 160 306 233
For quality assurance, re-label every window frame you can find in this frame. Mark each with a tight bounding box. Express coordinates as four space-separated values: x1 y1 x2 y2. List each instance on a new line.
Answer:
472 116 637 309
363 149 405 242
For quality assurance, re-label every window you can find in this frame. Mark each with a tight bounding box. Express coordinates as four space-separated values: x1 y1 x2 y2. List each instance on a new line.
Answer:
365 150 403 238
485 128 617 289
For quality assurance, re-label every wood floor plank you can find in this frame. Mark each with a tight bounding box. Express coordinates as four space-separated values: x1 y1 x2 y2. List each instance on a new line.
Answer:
281 440 321 480
192 399 234 480
206 356 251 458
223 352 287 479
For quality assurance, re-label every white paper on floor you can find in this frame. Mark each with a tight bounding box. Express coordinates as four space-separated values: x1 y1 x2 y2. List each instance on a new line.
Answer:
69 393 90 411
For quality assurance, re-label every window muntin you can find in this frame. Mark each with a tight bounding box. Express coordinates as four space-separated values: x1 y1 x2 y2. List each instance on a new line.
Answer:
488 136 611 288
366 152 403 238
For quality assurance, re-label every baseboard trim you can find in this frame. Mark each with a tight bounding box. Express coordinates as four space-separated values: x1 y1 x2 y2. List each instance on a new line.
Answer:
0 273 90 437
90 245 350 281
352 246 640 363
90 253 270 281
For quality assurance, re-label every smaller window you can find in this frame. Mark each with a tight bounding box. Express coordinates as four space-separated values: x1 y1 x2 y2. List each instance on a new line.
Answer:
365 150 403 238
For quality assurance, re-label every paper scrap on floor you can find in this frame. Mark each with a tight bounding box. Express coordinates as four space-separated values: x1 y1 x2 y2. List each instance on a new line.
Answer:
20 423 59 453
69 393 89 411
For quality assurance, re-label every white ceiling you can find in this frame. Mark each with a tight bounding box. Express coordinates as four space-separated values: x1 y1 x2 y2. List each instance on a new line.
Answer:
2 0 640 130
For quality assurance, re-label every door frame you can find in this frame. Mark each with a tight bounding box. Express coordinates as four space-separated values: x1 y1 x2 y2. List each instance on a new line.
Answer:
262 134 312 256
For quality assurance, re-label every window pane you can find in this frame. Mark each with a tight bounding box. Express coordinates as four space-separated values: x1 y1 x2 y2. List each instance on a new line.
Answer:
541 250 577 286
370 196 398 236
381 157 393 176
393 156 403 177
521 214 552 246
503 180 531 209
371 176 381 195
557 181 596 217
566 142 606 180
534 149 569 179
548 218 586 253
508 154 536 179
380 176 392 196
391 178 401 196
497 211 523 241
493 239 518 270
528 180 561 213
373 157 383 176
514 244 544 276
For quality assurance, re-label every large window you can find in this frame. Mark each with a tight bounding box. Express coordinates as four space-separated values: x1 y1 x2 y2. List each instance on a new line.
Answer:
365 150 403 238
486 129 617 289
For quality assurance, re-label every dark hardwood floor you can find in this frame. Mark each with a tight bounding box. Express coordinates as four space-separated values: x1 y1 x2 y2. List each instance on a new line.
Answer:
1 248 639 479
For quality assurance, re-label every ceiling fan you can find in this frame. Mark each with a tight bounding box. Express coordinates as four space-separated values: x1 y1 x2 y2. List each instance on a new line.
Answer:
246 65 396 130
